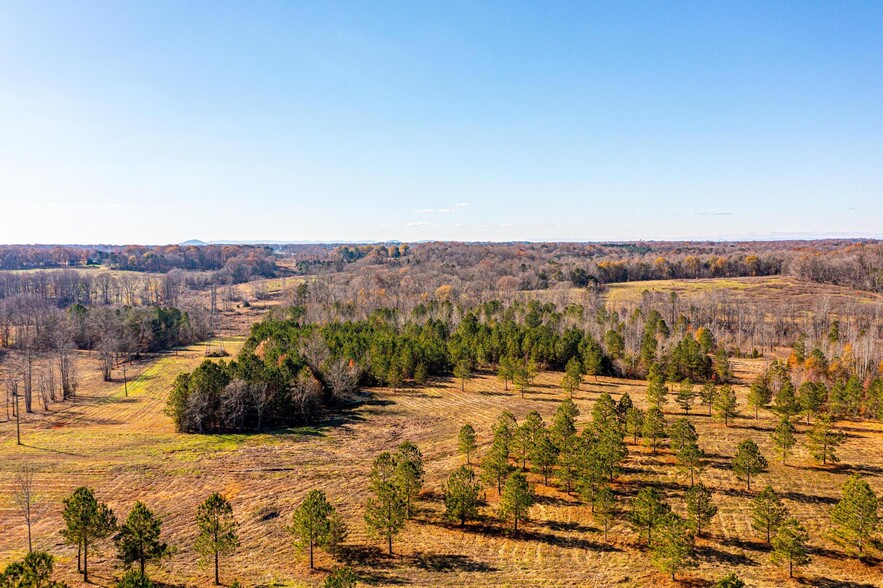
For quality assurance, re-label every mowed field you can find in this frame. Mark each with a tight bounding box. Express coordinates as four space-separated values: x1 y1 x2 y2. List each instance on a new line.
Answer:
2 349 883 587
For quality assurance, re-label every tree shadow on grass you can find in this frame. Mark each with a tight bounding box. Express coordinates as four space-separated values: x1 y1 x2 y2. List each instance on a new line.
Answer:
411 551 498 573
717 534 771 553
780 490 837 506
797 577 877 588
695 544 758 567
337 545 408 585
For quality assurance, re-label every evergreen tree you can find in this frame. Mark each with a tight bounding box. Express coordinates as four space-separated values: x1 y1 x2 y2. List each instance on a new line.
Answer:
458 424 477 464
830 474 879 558
61 487 117 583
395 442 424 520
515 411 545 470
772 380 799 417
288 490 335 569
807 415 846 466
747 376 772 419
713 384 737 426
650 513 694 581
326 510 348 559
771 416 797 465
616 392 634 423
499 471 534 532
677 438 705 488
669 417 698 455
628 487 671 545
550 398 579 450
194 493 239 586
443 466 482 526
1 551 57 588
453 359 472 392
561 357 582 398
647 374 669 408
593 485 617 542
529 431 558 485
797 381 826 425
642 407 667 454
675 379 695 414
114 501 172 575
699 381 716 416
323 566 358 588
591 392 618 433
481 435 515 494
712 573 745 588
625 407 644 445
751 485 787 544
497 356 514 391
771 518 810 578
115 570 154 588
713 348 732 382
685 483 717 538
365 456 407 555
733 439 767 491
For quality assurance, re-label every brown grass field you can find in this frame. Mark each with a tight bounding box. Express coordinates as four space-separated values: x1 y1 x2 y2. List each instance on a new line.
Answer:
1 276 882 587
2 355 883 587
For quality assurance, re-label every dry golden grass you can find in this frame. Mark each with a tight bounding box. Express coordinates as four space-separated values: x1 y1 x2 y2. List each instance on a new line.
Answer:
2 352 882 587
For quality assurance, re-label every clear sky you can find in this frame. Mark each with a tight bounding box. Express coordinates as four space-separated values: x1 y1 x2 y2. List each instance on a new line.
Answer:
1 1 881 245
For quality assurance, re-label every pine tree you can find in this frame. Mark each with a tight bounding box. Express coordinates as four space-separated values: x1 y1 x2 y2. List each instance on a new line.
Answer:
647 375 669 408
771 518 810 578
699 381 716 416
453 359 472 392
651 513 694 581
806 415 846 466
550 398 579 451
669 417 697 455
625 407 644 445
642 406 667 454
114 501 172 575
712 573 745 588
513 411 543 470
395 442 424 520
797 381 826 425
733 439 767 491
529 431 558 485
677 439 705 488
713 384 738 426
443 466 482 526
499 471 534 532
772 380 799 417
287 490 334 569
194 493 239 586
323 566 358 588
747 376 772 419
458 424 477 464
481 435 515 494
497 356 514 391
770 416 797 465
561 357 582 398
594 485 617 542
830 474 880 558
61 487 117 583
675 379 695 414
628 487 671 545
365 456 407 555
685 483 717 538
751 485 787 544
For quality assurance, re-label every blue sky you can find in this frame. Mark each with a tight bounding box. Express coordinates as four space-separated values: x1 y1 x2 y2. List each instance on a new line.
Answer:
1 1 881 244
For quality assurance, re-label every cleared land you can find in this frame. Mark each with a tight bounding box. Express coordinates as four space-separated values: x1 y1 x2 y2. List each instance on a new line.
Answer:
2 355 882 587
1 275 881 587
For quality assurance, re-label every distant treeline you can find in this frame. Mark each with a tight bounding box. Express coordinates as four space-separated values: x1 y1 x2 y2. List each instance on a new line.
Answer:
0 244 277 279
280 240 883 294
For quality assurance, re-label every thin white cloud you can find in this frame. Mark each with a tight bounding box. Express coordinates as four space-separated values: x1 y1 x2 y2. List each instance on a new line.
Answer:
455 202 469 207
414 208 454 213
407 221 430 227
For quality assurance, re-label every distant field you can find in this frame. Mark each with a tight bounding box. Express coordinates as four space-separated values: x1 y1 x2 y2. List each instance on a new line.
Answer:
602 275 883 306
1 349 880 587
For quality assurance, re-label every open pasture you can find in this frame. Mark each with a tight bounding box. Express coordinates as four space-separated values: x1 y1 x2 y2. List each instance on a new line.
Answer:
2 353 881 587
